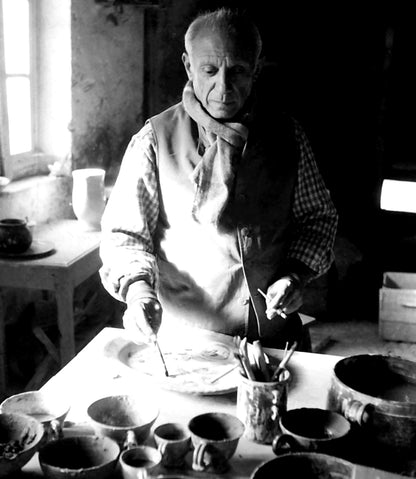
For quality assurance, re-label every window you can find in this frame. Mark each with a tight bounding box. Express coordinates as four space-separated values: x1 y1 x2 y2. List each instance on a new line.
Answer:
380 179 416 214
0 0 42 179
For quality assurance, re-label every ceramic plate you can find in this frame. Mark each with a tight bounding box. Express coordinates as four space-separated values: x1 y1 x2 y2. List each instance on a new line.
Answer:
104 335 239 396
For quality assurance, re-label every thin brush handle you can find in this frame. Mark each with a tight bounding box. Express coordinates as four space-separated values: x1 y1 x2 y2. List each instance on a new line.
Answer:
239 338 256 381
271 341 297 381
210 364 239 384
234 352 248 378
138 303 169 377
253 340 270 381
152 334 170 377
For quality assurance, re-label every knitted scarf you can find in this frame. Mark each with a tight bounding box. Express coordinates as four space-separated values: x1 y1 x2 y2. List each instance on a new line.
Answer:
182 81 249 225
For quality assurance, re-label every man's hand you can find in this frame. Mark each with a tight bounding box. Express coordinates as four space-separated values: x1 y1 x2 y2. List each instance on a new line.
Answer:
123 297 163 343
265 275 304 320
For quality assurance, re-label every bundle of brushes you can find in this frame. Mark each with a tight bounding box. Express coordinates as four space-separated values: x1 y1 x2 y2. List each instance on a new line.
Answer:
234 337 297 382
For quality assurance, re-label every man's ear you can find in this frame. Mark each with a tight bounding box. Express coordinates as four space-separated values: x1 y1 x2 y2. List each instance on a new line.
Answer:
253 56 265 81
182 52 193 81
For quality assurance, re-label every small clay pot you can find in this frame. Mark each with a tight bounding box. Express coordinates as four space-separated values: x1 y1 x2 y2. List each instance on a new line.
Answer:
0 218 33 254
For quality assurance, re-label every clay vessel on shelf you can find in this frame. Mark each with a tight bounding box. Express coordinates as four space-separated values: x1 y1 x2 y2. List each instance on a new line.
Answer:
0 218 32 254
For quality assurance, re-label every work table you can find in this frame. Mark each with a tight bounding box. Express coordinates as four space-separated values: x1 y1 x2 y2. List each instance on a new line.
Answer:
0 219 102 397
16 327 409 478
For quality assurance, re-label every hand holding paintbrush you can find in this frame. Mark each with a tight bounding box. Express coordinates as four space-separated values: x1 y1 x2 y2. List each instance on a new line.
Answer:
123 300 169 376
257 288 288 319
257 274 304 320
139 304 169 377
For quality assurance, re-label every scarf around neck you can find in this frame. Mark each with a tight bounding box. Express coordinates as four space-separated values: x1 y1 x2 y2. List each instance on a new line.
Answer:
182 81 249 225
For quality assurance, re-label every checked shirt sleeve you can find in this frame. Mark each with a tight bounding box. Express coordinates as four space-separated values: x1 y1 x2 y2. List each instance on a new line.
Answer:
287 120 338 279
99 121 160 302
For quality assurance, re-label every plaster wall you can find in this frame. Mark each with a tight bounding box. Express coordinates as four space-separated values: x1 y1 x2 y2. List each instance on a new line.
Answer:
0 176 73 224
71 1 145 181
145 0 193 117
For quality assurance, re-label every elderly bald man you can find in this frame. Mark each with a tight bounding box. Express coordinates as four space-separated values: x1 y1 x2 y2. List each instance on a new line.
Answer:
100 8 338 351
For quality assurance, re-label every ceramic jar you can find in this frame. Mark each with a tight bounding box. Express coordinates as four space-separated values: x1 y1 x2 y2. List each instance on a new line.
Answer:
72 168 106 231
0 218 32 254
237 370 290 444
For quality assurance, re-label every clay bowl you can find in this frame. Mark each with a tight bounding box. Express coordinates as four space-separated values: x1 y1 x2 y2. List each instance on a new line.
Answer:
251 452 354 479
38 435 120 479
0 412 45 478
87 394 159 446
0 390 70 440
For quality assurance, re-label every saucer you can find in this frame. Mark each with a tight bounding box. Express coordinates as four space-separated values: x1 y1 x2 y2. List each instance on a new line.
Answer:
0 240 55 259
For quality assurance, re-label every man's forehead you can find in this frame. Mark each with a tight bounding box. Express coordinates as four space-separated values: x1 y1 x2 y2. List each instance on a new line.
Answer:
189 31 252 64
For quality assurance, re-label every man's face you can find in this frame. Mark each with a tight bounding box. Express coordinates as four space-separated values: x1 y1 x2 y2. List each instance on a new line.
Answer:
182 31 257 121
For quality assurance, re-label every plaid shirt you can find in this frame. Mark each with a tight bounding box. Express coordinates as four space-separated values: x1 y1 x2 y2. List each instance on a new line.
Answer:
100 117 338 302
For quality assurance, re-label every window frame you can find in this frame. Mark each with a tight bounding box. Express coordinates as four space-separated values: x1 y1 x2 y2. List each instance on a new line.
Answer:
0 0 43 180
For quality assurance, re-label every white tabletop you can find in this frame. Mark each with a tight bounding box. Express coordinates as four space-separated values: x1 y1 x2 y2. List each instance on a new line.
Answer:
18 327 407 478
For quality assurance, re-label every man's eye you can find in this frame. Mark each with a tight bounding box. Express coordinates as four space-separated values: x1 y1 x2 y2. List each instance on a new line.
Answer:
231 66 247 75
202 67 217 75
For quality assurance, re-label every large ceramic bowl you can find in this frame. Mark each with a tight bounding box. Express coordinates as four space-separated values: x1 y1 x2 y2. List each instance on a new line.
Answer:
327 354 416 473
0 390 71 441
38 435 120 479
251 452 354 479
0 412 45 478
87 394 159 446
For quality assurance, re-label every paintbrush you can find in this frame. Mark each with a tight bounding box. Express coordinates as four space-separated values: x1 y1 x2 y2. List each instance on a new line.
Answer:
271 341 298 381
252 340 271 381
234 352 248 378
239 337 256 381
150 333 170 377
257 288 288 319
209 364 240 384
139 303 169 376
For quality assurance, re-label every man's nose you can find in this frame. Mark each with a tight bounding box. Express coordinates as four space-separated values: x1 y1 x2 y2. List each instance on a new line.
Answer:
216 68 231 95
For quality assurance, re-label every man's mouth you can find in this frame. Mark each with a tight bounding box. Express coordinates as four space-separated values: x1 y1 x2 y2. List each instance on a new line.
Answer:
211 100 235 107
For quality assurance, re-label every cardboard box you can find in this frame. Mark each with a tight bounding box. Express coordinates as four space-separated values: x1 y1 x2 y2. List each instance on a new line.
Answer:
379 272 416 342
